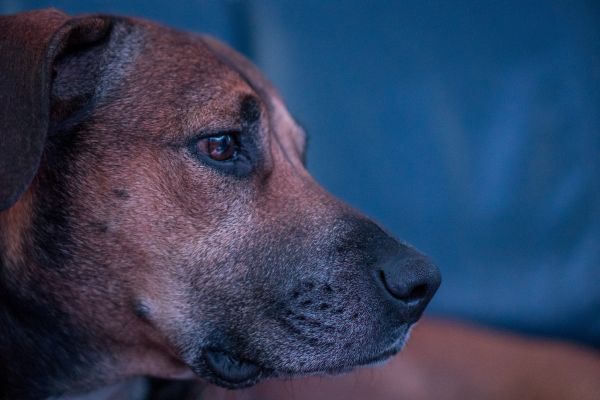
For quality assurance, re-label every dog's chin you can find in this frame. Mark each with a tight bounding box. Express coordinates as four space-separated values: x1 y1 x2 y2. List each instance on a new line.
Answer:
190 349 403 390
274 335 408 378
190 327 411 389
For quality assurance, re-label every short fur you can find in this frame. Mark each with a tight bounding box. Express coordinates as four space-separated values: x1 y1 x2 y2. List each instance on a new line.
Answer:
0 9 440 399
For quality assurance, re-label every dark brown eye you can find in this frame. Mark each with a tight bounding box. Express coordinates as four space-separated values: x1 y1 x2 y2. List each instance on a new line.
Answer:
198 134 237 161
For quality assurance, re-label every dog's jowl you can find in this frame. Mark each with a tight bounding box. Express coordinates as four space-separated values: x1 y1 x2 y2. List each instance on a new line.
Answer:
0 9 440 399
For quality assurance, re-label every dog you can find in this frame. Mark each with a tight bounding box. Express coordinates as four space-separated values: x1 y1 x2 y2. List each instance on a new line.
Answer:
0 8 440 399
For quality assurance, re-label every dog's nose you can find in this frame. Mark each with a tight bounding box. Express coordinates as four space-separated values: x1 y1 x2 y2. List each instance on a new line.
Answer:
375 245 441 322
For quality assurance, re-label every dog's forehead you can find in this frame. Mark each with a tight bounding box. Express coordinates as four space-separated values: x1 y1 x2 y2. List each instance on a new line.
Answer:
122 20 306 154
198 34 307 159
115 24 253 138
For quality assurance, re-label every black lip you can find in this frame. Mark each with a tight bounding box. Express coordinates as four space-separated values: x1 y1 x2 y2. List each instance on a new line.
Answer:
204 349 263 385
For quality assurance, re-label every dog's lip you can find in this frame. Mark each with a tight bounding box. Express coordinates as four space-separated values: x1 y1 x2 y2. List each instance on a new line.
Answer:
203 349 265 386
270 341 405 378
198 326 410 386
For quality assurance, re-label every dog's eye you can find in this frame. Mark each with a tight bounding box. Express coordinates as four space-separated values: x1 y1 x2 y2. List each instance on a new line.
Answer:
187 131 254 177
197 134 238 161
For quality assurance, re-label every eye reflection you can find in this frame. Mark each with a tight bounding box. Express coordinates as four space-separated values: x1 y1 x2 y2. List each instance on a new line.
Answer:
197 134 237 161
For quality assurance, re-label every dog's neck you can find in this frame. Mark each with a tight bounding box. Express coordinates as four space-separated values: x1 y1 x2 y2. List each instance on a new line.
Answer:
47 378 149 400
0 249 101 399
46 378 203 400
1 236 198 399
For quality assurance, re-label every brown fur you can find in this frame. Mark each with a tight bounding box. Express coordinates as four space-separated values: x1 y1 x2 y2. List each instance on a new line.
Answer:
0 9 440 399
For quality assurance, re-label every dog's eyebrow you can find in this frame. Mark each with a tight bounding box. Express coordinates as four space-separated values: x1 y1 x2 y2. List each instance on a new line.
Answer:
240 95 262 125
200 37 308 162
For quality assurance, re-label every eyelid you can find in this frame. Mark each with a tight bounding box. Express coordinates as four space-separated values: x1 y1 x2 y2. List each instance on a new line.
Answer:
171 128 242 149
192 128 242 142
184 129 255 177
190 131 240 154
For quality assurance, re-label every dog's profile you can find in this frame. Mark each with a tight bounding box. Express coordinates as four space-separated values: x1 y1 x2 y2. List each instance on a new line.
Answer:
0 9 440 399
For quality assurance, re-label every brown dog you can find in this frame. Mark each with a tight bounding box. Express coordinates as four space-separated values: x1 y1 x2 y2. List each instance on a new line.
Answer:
0 9 440 399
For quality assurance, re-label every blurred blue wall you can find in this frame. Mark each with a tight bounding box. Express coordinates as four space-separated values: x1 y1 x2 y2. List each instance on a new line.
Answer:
3 0 599 347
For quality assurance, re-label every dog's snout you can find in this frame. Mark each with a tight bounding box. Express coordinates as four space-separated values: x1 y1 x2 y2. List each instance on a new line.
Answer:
375 246 441 322
331 216 440 323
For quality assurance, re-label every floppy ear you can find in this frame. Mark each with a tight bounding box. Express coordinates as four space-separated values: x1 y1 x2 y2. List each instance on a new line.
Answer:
0 9 113 210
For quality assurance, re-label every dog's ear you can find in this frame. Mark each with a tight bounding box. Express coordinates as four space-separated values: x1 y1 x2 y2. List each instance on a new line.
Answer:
0 9 114 210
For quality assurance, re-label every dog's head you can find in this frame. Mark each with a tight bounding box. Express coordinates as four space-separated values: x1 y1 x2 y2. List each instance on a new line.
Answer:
0 9 440 396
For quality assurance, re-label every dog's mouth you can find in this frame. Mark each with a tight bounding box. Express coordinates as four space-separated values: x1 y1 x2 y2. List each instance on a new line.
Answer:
203 349 265 387
200 347 401 388
196 325 411 388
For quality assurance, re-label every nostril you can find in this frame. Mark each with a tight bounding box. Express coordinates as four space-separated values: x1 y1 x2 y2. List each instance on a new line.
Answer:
378 269 387 287
378 269 429 305
405 283 428 305
378 269 388 292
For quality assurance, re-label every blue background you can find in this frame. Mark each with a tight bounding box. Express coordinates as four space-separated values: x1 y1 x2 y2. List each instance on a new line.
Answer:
3 0 598 347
